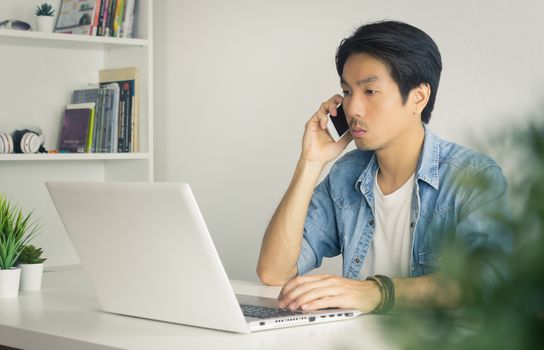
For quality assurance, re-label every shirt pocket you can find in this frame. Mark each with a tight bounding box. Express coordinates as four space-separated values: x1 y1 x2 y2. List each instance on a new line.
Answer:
417 249 442 274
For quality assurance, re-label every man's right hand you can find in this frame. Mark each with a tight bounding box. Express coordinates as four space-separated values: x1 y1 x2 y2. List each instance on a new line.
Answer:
301 94 353 166
257 95 353 286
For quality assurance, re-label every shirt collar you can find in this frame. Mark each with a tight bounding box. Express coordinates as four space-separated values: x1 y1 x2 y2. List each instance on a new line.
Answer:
355 124 440 194
416 125 440 190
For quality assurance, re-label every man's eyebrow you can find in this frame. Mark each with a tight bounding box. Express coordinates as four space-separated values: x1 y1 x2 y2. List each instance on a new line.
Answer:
340 75 380 86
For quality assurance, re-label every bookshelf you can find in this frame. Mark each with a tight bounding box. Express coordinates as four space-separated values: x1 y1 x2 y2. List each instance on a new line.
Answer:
0 0 154 266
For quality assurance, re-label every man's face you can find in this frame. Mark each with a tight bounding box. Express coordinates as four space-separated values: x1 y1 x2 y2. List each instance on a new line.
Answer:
340 53 418 151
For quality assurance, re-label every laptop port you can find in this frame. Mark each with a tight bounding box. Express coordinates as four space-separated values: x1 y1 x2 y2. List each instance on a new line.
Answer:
329 314 335 317
260 321 265 326
344 312 354 317
309 316 316 322
337 313 342 317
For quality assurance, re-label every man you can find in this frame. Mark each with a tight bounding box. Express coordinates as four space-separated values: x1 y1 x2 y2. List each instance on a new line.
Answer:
257 20 510 313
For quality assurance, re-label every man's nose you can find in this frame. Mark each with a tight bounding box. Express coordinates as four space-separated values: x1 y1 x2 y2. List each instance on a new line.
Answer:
343 98 365 122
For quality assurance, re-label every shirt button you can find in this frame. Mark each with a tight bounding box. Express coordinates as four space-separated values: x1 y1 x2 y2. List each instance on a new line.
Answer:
355 258 361 263
368 219 374 226
410 222 415 228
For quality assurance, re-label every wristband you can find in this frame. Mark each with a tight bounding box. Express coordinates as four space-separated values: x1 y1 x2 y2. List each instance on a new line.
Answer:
366 274 395 313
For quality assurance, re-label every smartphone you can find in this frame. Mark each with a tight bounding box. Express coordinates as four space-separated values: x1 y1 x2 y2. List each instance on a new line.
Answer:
326 104 350 142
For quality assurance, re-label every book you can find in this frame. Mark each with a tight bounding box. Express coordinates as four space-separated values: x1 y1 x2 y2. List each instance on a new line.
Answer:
103 83 120 152
121 0 135 38
105 0 117 36
99 67 139 152
59 103 95 153
72 88 101 152
99 86 116 152
91 0 102 35
55 0 97 35
97 0 108 36
113 0 125 37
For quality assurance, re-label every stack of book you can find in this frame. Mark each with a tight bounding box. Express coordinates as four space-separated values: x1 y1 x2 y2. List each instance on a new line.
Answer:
58 67 140 153
54 0 137 38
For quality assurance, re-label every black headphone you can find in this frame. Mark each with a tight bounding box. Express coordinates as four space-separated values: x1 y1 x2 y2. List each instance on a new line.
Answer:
0 128 46 154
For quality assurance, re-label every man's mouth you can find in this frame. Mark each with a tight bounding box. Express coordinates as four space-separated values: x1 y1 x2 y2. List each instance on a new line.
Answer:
350 126 367 137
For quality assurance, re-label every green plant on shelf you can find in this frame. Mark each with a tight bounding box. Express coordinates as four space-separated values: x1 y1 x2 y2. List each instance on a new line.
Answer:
0 195 41 270
17 244 46 265
35 3 55 17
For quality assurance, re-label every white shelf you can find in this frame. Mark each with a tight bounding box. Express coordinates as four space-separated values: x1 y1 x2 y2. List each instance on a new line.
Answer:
0 153 150 161
0 29 148 50
0 0 154 267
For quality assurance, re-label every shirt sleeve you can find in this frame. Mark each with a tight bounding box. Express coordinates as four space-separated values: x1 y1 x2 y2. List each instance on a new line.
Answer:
455 164 513 287
296 175 342 276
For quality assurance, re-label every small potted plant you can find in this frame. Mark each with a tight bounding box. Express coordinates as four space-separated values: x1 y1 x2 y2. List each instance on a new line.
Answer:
17 244 47 291
35 3 55 33
0 195 41 298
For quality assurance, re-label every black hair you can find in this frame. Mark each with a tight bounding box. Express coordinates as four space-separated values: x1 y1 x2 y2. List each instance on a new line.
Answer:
335 20 442 124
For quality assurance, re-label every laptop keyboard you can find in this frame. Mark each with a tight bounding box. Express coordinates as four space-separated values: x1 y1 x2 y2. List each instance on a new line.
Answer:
240 304 304 319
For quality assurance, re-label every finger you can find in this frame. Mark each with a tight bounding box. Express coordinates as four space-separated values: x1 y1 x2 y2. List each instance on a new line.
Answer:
279 275 335 308
320 94 343 115
289 285 344 310
332 94 344 106
317 95 343 129
279 274 329 298
300 295 341 311
278 275 331 306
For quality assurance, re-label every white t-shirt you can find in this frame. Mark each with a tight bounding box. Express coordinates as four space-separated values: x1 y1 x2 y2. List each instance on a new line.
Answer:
359 172 415 279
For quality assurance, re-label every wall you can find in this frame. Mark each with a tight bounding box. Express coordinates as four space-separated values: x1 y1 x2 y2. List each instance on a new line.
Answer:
153 0 544 281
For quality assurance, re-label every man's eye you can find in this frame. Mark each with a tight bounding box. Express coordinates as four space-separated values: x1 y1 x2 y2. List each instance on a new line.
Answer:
342 90 350 96
365 89 377 95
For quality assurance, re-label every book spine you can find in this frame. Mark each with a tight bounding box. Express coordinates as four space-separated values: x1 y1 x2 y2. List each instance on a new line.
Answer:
133 68 140 152
100 0 110 36
123 0 135 38
111 84 120 152
113 0 124 38
98 0 107 36
120 0 130 38
102 88 114 152
86 108 95 152
106 0 117 37
118 84 127 152
126 81 133 152
92 0 102 36
96 89 105 152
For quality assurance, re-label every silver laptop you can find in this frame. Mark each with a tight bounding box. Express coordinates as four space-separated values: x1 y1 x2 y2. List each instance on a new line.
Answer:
46 182 361 333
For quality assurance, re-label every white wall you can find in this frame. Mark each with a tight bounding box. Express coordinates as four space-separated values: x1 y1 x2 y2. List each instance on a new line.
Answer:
153 0 544 281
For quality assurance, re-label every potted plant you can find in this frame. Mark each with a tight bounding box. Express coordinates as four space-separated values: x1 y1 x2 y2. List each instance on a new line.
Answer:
0 195 41 298
18 244 46 291
35 3 55 33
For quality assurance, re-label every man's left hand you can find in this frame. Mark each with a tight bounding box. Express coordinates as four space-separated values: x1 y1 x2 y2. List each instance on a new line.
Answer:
277 274 382 313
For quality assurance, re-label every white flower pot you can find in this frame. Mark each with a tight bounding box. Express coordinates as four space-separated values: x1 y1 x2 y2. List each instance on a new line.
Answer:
36 16 55 33
0 267 21 298
19 263 44 291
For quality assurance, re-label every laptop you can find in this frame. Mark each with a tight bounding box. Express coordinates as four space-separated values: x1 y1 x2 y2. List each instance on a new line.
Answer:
46 182 361 333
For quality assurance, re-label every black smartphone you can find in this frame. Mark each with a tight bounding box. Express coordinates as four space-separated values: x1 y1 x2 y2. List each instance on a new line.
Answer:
326 104 350 142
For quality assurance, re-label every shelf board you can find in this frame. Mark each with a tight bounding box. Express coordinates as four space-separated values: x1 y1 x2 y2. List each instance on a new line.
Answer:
0 153 150 161
0 29 148 50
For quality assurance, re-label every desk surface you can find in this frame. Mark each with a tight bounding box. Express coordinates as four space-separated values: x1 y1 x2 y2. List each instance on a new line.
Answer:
0 266 396 350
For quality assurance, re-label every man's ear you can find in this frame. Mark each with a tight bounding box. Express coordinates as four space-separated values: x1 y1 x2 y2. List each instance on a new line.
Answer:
410 83 431 115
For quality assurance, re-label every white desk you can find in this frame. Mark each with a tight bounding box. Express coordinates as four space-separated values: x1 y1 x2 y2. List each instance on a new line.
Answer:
0 266 396 350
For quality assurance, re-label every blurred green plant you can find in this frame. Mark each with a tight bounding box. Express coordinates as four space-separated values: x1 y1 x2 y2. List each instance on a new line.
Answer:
384 112 544 349
17 244 46 265
0 195 41 269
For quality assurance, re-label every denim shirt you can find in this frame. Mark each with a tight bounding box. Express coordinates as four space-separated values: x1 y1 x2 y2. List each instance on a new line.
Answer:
297 127 511 279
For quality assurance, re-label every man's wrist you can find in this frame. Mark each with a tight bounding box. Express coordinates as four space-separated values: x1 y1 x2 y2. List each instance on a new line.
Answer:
297 157 326 175
366 275 396 313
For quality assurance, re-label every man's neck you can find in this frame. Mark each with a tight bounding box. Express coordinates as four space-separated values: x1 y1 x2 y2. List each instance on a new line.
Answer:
376 124 425 195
